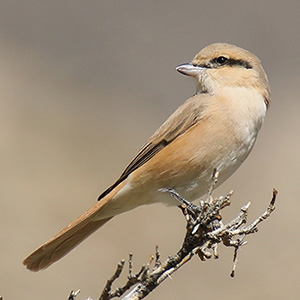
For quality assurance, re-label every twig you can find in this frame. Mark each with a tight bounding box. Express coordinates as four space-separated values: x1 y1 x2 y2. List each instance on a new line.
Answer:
100 260 125 300
98 185 278 299
68 290 80 300
99 254 149 300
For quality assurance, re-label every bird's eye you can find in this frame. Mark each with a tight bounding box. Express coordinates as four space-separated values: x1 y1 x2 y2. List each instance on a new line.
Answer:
216 56 229 65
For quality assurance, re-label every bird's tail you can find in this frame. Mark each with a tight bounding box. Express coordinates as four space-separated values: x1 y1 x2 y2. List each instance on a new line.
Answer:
23 206 112 271
23 182 126 272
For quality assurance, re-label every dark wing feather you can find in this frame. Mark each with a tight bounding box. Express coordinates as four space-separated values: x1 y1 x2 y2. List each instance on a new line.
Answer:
98 95 205 201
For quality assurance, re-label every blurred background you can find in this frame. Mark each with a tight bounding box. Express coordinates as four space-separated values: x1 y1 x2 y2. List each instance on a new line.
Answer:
1 1 299 299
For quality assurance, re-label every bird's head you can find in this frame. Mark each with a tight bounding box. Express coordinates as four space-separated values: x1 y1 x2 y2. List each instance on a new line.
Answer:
176 43 270 105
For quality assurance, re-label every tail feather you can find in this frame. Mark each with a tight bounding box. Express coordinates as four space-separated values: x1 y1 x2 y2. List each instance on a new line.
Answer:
23 216 112 272
23 182 128 272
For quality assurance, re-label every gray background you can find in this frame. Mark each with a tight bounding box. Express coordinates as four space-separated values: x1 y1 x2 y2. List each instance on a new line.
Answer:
1 1 299 299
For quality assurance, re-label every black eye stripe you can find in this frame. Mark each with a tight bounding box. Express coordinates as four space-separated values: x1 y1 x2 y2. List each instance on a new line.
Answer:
225 58 252 69
194 58 252 69
213 57 252 69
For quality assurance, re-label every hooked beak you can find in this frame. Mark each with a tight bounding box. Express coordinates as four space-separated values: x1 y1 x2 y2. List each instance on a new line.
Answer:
175 63 206 77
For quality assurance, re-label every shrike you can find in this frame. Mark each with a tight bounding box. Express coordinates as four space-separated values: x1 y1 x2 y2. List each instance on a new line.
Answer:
24 43 270 271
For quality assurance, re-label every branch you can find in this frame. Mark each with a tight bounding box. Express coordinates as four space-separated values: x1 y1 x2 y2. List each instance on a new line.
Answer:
70 172 278 300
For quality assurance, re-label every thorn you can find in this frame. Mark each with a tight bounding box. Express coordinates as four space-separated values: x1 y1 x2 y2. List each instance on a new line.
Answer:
271 188 278 206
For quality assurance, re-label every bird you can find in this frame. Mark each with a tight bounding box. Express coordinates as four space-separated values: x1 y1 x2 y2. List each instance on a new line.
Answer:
23 43 270 272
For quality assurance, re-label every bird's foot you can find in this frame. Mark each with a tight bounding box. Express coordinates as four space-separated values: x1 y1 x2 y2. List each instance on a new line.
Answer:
159 188 202 218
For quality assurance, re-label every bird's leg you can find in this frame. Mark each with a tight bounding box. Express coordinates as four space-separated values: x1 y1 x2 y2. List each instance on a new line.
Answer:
159 188 202 218
206 168 219 203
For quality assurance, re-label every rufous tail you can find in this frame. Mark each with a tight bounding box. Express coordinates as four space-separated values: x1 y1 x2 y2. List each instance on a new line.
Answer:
23 207 112 271
23 181 127 272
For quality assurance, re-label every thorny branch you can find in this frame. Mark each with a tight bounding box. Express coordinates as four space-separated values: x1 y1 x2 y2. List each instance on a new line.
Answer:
69 171 278 300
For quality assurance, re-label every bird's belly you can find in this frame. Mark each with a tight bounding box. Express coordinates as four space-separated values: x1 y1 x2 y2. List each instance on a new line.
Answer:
156 135 255 204
175 151 245 202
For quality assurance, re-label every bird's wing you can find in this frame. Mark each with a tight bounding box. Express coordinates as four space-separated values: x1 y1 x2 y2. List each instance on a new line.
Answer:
98 94 206 200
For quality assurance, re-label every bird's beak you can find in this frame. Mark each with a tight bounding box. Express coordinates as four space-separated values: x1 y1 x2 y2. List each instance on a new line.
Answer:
175 63 205 77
